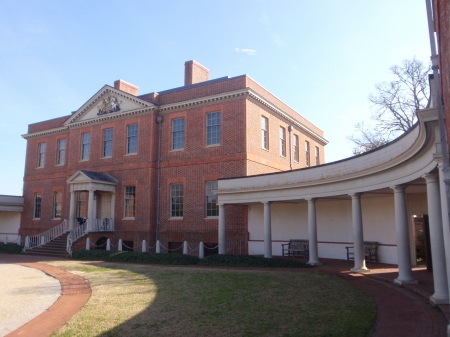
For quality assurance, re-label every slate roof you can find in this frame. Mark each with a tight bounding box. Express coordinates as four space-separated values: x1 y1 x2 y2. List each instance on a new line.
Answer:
80 170 118 183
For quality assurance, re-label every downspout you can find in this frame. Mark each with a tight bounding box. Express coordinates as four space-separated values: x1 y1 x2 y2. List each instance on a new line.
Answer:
425 0 450 225
155 114 163 242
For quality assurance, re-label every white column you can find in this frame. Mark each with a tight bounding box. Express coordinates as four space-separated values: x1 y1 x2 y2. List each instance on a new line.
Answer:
88 189 95 220
350 193 369 273
424 172 449 304
437 161 450 309
306 198 321 265
69 189 76 230
110 192 116 221
263 202 272 258
218 204 226 254
392 185 417 284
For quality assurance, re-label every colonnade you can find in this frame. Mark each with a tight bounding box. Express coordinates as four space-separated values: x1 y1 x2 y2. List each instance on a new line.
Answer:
217 167 450 305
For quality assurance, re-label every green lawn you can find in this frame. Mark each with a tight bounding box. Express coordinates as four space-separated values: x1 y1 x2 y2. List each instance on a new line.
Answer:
47 260 376 337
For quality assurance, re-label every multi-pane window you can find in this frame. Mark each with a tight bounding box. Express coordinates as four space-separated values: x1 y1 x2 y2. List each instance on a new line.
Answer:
261 116 269 150
172 118 185 150
280 127 286 157
206 181 219 217
127 124 138 154
305 141 310 167
33 193 42 219
76 191 88 218
170 183 183 217
37 143 46 168
206 112 220 145
53 191 62 219
56 139 66 165
103 128 113 158
294 135 299 162
124 186 136 218
81 132 91 160
315 146 320 165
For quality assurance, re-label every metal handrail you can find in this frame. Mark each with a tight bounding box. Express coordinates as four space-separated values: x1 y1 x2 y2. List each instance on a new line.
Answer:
24 220 69 251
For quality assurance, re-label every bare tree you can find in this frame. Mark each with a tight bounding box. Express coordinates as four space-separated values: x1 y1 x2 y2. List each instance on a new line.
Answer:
349 58 431 154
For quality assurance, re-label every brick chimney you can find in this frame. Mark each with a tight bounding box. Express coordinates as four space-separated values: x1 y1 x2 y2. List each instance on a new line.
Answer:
184 60 210 86
114 79 139 96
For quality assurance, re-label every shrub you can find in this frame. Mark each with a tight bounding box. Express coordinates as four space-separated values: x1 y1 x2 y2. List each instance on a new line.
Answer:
71 250 314 268
0 243 22 254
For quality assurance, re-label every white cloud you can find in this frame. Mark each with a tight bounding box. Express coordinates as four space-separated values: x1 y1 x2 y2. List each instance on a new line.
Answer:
235 48 256 56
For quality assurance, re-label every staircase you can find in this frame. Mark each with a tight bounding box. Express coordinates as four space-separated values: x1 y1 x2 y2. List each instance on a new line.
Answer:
22 233 69 258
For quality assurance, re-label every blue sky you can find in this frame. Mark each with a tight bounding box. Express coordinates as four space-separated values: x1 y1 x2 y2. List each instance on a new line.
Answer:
0 0 431 195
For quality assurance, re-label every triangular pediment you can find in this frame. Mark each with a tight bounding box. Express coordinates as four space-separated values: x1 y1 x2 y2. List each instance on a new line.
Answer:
67 170 118 185
65 85 156 125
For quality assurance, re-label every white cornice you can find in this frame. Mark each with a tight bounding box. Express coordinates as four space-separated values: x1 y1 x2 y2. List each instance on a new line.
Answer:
21 87 327 144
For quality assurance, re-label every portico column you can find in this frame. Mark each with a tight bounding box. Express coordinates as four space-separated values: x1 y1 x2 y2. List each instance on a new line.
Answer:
350 193 369 273
110 192 116 220
424 172 449 304
218 204 225 254
88 189 95 230
392 185 417 285
306 198 321 265
263 202 272 258
69 189 76 230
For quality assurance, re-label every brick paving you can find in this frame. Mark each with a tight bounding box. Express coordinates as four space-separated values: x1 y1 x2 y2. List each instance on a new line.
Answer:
1 253 449 336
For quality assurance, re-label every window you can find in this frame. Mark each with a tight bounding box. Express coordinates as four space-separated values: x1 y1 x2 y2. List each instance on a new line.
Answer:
103 128 113 158
33 193 42 219
81 132 91 160
305 141 310 167
37 143 46 168
124 186 136 218
76 191 88 218
206 181 218 217
172 118 185 150
206 112 220 145
294 135 299 162
56 139 66 165
53 191 62 219
127 124 138 154
261 116 269 150
315 146 320 165
170 183 183 217
280 127 286 157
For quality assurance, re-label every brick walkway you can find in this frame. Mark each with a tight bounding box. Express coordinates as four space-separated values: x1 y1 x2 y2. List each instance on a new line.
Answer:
1 254 449 337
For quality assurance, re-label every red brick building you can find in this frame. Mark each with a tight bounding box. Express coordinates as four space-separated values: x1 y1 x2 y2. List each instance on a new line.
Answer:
20 60 327 254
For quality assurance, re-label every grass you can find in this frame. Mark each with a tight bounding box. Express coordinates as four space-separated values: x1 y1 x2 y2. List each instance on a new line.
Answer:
46 260 376 337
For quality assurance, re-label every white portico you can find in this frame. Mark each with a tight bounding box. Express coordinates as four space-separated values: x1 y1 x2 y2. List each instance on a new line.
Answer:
216 106 450 305
67 170 118 232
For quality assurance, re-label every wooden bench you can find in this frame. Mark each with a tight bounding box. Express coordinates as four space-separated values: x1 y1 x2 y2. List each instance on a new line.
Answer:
346 241 379 263
282 240 309 258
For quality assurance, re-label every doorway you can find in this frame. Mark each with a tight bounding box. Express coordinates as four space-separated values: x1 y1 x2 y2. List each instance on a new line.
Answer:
413 214 432 271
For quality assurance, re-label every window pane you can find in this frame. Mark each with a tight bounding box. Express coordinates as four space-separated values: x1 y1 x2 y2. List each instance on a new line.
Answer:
124 186 136 218
206 181 218 217
294 135 299 162
127 124 138 154
37 143 46 168
81 133 90 160
53 191 62 218
57 139 66 165
261 117 268 150
206 112 220 145
34 193 42 218
280 127 286 157
170 183 183 217
305 141 310 166
315 146 320 165
103 129 113 157
172 118 185 150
